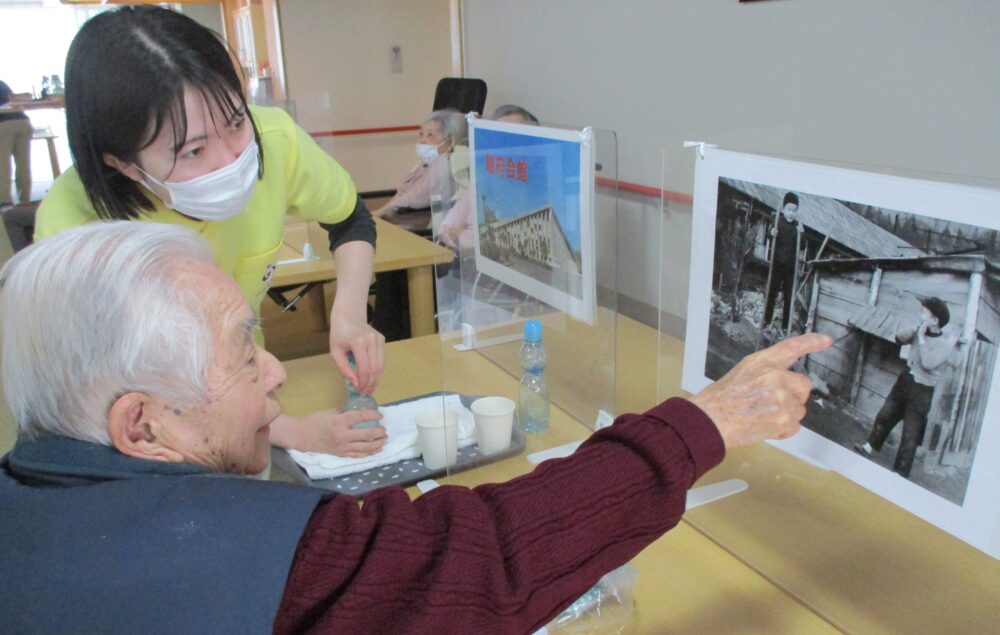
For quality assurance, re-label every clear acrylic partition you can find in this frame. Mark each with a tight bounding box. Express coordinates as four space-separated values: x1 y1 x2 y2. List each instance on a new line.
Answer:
430 124 621 477
658 141 1000 633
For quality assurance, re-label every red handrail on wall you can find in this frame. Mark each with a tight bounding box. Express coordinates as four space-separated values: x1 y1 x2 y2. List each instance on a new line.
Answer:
309 125 421 138
309 127 694 204
596 176 693 204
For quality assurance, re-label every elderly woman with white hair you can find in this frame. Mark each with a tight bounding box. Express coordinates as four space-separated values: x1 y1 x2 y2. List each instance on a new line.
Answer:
0 222 828 633
371 109 469 339
371 109 467 225
439 104 539 252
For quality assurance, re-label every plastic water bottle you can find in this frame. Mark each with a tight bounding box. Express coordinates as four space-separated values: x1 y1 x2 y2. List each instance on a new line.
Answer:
343 352 379 428
518 320 550 433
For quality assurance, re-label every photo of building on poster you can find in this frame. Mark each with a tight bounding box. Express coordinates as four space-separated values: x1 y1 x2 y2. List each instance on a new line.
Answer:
683 148 1000 557
469 119 596 324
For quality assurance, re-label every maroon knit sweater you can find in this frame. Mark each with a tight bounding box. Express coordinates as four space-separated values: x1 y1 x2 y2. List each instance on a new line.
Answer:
274 397 725 634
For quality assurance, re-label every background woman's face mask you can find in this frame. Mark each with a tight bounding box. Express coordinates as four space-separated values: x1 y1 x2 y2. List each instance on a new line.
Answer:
416 142 443 164
136 140 259 221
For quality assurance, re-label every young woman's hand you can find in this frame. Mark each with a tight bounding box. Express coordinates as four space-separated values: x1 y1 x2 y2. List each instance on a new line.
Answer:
330 318 385 395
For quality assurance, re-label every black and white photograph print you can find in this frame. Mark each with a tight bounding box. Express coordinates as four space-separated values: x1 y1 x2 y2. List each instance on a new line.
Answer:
683 148 1000 557
707 177 998 506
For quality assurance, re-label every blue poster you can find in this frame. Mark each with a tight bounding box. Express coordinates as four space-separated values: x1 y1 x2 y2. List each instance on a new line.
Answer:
470 119 595 323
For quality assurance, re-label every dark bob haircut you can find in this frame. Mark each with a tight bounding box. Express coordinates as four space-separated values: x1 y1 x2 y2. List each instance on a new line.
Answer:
64 5 262 221
782 192 799 208
921 296 950 328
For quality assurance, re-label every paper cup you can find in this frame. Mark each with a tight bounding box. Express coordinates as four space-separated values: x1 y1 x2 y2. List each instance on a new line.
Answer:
471 397 516 456
415 409 459 470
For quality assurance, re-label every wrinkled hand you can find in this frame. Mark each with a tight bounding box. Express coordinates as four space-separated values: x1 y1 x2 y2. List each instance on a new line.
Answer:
690 333 832 448
330 318 385 395
295 409 387 458
372 205 398 220
440 225 463 250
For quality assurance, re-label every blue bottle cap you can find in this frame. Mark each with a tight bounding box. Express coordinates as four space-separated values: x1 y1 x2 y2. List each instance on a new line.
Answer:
524 319 543 342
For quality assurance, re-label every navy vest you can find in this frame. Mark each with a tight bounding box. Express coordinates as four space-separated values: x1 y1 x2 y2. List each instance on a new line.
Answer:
0 436 330 634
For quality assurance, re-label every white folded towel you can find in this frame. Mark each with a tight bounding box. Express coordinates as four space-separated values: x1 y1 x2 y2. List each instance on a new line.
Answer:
288 394 476 480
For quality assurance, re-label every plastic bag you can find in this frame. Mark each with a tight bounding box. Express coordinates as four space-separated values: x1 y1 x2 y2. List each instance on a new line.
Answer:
536 565 638 634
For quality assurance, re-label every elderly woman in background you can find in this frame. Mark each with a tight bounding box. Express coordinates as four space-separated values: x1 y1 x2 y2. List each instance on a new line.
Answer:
0 222 827 634
372 109 467 227
439 104 538 252
371 109 468 340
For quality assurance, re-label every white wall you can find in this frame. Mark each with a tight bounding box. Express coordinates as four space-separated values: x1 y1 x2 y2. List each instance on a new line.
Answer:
461 0 1000 326
278 0 453 191
179 3 224 38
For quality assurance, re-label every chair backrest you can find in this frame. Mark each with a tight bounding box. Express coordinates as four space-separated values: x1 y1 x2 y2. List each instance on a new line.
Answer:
433 78 487 115
1 201 38 254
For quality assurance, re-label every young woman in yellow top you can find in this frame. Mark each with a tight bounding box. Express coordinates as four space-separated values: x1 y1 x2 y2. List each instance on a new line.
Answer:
35 5 386 457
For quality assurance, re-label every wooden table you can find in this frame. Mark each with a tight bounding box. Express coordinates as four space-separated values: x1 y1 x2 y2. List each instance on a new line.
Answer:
5 96 64 112
275 329 839 634
276 315 1000 633
31 127 60 178
274 217 453 337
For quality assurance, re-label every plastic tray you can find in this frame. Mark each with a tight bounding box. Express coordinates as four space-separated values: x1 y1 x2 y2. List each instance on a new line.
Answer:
271 391 525 496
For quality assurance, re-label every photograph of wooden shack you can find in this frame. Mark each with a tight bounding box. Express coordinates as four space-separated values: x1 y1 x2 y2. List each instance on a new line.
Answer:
705 175 1000 505
706 177 918 380
803 254 998 504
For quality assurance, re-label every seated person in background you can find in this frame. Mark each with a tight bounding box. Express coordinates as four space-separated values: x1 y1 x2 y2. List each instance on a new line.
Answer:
440 104 539 252
371 109 466 340
0 221 829 634
372 109 467 227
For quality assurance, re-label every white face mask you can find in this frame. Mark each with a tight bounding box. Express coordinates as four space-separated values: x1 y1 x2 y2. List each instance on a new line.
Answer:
136 140 260 221
416 142 441 164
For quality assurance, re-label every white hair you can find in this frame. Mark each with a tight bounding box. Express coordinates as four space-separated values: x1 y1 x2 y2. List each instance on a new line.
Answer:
1 221 216 443
490 104 539 124
426 109 468 145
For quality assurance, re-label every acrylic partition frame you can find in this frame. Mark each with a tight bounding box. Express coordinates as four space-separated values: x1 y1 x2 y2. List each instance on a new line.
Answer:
429 123 623 477
658 143 1000 634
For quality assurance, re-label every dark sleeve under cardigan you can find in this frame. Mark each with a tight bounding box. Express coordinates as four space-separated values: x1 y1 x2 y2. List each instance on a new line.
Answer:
274 397 725 635
320 194 377 254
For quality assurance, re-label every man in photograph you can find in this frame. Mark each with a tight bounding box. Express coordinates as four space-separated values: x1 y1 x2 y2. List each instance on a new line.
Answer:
854 297 961 477
763 192 803 334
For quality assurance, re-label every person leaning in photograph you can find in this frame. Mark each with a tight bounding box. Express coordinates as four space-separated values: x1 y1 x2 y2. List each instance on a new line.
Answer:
854 296 961 477
763 192 803 334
